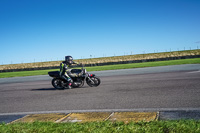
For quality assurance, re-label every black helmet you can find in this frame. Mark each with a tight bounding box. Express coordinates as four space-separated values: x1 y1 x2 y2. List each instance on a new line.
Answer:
65 56 73 65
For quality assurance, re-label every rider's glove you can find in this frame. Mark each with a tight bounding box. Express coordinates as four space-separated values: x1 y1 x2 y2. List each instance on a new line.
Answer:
73 61 78 64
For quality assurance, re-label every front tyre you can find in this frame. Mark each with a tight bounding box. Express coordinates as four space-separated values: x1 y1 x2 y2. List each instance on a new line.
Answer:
86 77 101 87
52 78 64 90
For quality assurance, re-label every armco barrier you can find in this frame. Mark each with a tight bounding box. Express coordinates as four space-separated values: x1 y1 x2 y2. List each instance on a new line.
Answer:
0 55 200 73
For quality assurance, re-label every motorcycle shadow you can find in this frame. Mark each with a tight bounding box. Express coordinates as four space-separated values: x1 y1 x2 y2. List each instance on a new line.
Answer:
31 87 88 91
31 88 58 91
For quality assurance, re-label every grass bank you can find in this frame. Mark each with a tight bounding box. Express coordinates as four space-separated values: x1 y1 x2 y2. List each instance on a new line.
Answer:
1 120 200 133
0 58 200 78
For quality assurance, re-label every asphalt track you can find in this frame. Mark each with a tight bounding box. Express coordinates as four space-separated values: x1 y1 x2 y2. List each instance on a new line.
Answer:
0 64 200 123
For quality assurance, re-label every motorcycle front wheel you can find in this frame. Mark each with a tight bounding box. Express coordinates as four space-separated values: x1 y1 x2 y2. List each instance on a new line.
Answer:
86 77 101 87
52 78 64 90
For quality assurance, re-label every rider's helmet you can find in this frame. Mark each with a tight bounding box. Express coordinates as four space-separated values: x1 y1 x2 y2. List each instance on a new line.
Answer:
65 56 73 65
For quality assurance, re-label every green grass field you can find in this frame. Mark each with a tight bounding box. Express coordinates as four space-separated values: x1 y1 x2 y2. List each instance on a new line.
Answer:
1 120 200 133
0 58 200 78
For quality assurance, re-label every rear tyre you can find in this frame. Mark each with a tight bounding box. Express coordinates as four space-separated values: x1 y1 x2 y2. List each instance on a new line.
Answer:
86 77 101 87
52 78 64 90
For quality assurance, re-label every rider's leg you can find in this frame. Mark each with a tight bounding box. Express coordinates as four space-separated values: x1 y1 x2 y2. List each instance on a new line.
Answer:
62 74 73 88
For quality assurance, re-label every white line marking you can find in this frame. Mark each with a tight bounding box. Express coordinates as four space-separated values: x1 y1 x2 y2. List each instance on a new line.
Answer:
105 112 114 121
187 70 200 73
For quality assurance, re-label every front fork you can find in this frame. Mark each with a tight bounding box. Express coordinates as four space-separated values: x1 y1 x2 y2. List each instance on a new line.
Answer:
87 74 95 84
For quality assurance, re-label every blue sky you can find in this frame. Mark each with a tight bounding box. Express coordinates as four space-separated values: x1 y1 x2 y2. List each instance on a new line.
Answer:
0 0 200 64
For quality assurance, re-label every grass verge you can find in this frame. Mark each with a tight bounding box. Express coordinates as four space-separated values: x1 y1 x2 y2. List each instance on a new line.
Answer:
0 58 200 78
1 120 200 133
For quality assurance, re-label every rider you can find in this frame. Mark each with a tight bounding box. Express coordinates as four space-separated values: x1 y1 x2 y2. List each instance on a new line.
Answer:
60 56 78 89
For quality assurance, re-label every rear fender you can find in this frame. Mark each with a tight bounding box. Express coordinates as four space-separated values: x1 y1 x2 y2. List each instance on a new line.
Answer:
48 71 60 78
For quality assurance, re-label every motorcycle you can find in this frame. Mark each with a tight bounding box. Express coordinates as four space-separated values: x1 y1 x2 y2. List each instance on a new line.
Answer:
48 65 101 89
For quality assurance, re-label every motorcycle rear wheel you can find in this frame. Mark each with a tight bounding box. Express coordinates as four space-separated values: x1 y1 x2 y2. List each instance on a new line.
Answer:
52 78 64 90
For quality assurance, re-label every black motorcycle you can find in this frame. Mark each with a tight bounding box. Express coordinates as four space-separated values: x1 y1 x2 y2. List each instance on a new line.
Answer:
48 66 101 89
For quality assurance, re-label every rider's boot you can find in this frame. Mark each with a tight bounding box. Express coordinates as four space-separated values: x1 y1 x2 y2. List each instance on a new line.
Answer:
67 83 72 89
62 75 73 89
66 77 73 89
